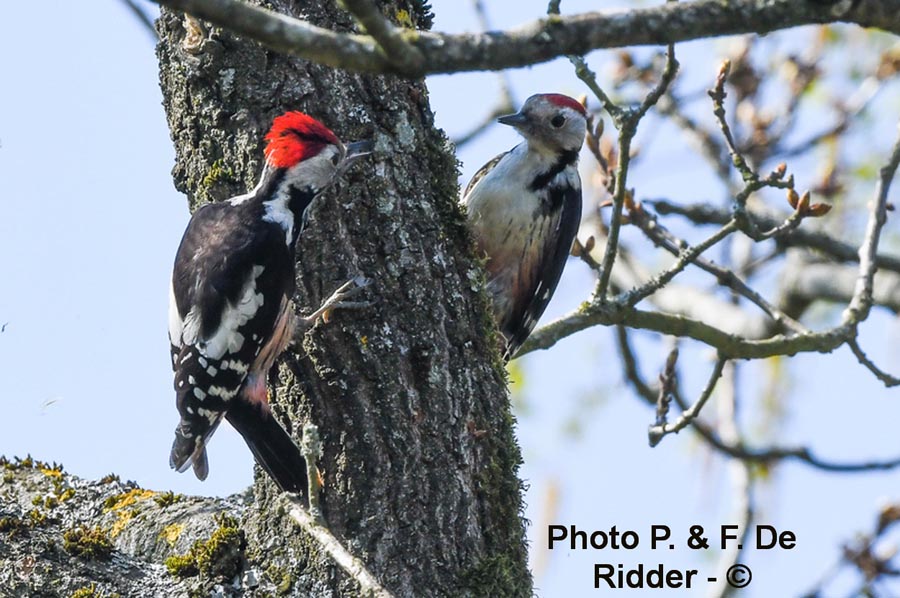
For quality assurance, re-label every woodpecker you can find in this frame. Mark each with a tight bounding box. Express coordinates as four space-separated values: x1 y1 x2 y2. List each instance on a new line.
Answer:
462 93 586 360
168 111 372 495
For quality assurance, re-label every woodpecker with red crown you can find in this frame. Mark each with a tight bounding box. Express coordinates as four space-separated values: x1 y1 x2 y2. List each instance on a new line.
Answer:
168 111 372 495
462 93 586 360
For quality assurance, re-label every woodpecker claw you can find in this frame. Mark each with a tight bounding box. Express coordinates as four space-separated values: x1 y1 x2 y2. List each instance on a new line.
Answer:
292 277 372 344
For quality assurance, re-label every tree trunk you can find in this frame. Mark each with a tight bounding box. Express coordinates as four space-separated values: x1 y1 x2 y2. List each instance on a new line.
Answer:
156 2 531 596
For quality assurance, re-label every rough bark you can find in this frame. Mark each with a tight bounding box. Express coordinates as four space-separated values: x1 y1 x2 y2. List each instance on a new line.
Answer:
156 2 530 597
0 458 246 597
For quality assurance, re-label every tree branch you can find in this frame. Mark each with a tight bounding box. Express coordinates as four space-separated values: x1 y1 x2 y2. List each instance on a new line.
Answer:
152 0 900 76
340 0 424 71
520 300 849 360
615 327 900 473
841 122 900 327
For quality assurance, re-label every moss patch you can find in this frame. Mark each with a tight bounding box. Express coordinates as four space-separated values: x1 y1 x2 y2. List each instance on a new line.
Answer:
165 552 199 578
154 490 183 508
63 525 113 560
0 516 25 537
164 513 245 580
69 584 119 598
201 159 235 191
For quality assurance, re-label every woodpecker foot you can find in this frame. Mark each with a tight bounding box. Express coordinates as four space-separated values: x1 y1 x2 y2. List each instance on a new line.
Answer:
292 277 371 344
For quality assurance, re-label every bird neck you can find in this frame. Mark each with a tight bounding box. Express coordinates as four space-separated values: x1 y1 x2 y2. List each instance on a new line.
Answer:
521 141 580 192
233 164 319 246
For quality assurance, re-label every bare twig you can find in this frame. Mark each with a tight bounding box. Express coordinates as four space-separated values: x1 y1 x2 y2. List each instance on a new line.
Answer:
618 219 738 308
648 356 726 446
628 204 809 334
653 346 679 428
848 338 900 388
651 199 900 274
564 25 678 301
287 495 396 598
300 423 325 524
842 122 900 328
288 424 394 596
802 502 900 597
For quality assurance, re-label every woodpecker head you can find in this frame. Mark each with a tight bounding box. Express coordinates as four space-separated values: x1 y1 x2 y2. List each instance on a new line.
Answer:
263 111 372 194
498 93 587 155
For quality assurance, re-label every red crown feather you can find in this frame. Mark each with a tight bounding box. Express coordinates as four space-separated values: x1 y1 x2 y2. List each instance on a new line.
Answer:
542 94 587 117
264 111 340 169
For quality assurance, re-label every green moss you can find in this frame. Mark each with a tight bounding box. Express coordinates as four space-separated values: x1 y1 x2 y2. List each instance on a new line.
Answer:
63 525 113 560
165 552 199 578
2 472 12 483
26 508 50 527
201 159 235 191
58 487 76 502
154 490 183 508
164 512 245 580
0 516 24 536
461 409 531 597
196 513 244 578
69 585 119 598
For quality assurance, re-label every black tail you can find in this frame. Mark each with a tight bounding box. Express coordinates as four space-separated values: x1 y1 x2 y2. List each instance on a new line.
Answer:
225 399 308 500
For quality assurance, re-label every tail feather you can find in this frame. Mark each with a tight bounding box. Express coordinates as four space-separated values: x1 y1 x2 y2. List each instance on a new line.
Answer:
225 399 308 499
170 414 221 480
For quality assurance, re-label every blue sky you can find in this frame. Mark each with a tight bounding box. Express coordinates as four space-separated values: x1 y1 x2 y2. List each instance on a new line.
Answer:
2 1 900 596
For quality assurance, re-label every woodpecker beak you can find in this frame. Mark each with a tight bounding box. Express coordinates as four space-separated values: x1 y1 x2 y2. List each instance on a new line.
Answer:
497 112 529 127
340 140 375 172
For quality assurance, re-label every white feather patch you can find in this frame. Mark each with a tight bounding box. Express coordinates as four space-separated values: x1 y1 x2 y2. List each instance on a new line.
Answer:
168 280 184 349
262 189 295 246
198 265 266 360
208 385 239 400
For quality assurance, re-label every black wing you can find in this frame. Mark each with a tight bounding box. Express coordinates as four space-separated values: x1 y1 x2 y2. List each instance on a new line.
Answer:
169 202 295 478
503 182 581 360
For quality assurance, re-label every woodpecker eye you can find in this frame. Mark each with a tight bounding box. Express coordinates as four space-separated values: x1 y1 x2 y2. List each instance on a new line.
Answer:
551 114 566 128
331 150 342 166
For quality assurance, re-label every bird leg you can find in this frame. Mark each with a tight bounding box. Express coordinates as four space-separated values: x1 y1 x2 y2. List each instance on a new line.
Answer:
292 276 371 344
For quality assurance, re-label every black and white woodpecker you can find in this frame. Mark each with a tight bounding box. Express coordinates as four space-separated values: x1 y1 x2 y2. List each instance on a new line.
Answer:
168 111 372 494
462 93 586 360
